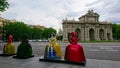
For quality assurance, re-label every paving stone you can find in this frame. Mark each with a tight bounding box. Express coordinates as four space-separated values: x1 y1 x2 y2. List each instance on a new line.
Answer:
0 56 120 68
0 63 24 68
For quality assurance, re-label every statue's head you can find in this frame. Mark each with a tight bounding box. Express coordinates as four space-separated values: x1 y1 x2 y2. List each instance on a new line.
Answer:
7 34 13 43
48 33 57 44
51 33 56 37
69 32 78 44
22 34 29 43
71 32 77 37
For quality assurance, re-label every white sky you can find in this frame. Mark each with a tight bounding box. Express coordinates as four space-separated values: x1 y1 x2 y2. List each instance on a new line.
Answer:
1 0 120 32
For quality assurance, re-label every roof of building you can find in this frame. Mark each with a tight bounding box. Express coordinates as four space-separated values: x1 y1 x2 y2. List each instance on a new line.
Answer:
79 9 99 19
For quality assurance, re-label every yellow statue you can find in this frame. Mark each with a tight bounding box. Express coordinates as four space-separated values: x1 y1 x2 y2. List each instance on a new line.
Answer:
44 34 62 59
3 35 15 56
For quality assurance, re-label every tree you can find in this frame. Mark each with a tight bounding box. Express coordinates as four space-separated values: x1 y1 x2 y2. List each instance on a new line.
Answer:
112 24 120 40
3 21 57 41
0 0 9 12
42 28 56 39
56 35 63 41
3 21 32 41
32 27 43 39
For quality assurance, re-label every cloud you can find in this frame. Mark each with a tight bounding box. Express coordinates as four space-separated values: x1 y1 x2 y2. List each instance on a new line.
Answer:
1 0 120 32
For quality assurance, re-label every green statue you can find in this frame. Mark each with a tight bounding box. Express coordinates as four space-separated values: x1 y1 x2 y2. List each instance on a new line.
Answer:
13 34 34 58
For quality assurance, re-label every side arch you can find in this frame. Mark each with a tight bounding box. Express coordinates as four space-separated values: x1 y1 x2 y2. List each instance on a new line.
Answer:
89 28 95 41
75 28 81 41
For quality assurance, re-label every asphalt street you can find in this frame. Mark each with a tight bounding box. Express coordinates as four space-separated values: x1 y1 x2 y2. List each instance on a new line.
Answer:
0 41 120 61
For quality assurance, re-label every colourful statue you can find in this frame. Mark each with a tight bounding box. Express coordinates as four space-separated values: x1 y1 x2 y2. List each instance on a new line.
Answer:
2 34 15 56
44 34 62 59
13 34 34 58
65 32 86 62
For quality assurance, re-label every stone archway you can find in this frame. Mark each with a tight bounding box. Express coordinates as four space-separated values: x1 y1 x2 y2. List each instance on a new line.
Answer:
89 28 95 41
75 28 81 41
67 33 70 40
107 33 110 40
99 29 104 40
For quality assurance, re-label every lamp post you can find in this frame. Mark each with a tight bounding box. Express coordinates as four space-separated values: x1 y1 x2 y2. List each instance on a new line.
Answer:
2 20 5 41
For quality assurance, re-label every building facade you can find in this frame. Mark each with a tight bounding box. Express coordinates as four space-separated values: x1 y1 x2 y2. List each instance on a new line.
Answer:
62 10 113 41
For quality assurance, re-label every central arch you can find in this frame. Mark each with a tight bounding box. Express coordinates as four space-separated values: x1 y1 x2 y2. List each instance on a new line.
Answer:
107 33 110 40
89 28 95 41
99 29 104 40
75 28 81 41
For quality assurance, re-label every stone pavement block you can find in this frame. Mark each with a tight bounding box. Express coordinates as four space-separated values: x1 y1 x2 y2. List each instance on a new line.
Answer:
24 60 57 68
11 57 39 66
55 63 74 68
25 58 81 68
0 56 14 63
97 62 114 68
85 59 98 68
110 61 120 68
0 63 24 68
0 56 39 67
92 59 115 68
0 56 120 68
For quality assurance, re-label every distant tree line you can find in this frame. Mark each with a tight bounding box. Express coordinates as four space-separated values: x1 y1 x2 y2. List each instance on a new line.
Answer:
112 24 120 40
3 21 56 41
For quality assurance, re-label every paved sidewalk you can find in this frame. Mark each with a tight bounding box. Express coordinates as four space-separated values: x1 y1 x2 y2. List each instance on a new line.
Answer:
0 56 120 68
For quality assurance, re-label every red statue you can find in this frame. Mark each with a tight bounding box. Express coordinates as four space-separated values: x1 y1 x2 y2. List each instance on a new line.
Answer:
65 32 86 63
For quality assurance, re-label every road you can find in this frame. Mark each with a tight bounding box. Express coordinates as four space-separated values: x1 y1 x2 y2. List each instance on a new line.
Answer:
0 41 120 61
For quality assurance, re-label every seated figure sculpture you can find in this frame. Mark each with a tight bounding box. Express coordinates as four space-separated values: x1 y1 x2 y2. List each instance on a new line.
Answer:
13 34 34 59
65 32 86 63
44 34 62 59
0 35 15 56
